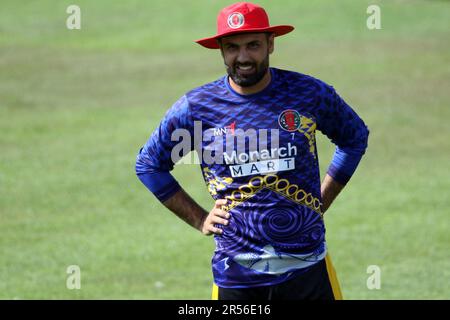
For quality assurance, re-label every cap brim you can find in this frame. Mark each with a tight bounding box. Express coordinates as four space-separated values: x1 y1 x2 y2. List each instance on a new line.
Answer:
195 25 294 49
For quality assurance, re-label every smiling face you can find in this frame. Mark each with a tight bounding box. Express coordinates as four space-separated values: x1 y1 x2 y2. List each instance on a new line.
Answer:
219 32 275 88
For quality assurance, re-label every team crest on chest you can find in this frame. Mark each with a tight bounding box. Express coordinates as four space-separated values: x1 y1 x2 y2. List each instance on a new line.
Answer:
278 109 301 132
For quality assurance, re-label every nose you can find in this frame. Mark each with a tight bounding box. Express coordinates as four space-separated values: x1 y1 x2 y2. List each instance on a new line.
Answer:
236 47 251 64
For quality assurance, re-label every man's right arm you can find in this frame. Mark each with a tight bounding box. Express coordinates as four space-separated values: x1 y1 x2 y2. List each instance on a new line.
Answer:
162 189 230 235
135 96 229 236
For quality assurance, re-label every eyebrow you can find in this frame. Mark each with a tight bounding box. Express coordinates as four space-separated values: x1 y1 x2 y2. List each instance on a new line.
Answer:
223 40 262 47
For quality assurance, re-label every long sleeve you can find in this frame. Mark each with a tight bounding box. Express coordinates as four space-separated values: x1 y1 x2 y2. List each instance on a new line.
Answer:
316 83 369 185
135 95 194 202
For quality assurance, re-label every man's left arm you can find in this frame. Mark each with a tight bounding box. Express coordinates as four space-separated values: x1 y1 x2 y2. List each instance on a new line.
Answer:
316 83 370 213
320 174 344 214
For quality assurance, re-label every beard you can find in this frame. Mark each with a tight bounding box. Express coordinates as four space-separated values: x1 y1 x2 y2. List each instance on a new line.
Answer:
225 54 270 87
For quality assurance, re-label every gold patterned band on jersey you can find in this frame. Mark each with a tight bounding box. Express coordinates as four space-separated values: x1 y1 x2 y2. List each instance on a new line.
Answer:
222 173 323 216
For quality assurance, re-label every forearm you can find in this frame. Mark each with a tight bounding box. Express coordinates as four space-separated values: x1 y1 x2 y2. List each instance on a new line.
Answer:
162 188 209 232
320 173 345 214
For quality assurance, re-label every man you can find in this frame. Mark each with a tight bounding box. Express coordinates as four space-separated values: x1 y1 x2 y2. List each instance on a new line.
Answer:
136 2 369 300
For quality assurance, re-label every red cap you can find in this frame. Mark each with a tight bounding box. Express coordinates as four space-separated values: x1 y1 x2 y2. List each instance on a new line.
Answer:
195 2 294 49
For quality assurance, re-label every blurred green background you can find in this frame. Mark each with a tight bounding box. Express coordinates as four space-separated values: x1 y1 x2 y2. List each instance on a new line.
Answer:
0 0 449 299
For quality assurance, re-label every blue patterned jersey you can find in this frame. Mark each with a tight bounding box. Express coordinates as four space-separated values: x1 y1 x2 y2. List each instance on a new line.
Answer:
136 68 369 288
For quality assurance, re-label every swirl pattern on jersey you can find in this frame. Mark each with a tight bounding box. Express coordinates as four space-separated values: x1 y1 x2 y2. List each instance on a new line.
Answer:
215 188 325 258
248 206 323 251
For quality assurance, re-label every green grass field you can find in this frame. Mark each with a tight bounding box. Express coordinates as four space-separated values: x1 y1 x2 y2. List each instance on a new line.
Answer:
0 0 449 299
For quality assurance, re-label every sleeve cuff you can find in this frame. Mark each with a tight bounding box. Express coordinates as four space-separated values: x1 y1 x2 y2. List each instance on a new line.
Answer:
327 146 365 185
137 171 181 202
327 164 351 185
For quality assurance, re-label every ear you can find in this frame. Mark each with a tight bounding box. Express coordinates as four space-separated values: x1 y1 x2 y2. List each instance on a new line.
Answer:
268 33 275 54
218 39 225 58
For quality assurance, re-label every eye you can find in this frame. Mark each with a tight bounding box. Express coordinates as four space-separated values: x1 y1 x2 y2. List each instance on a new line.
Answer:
225 44 238 52
248 42 260 49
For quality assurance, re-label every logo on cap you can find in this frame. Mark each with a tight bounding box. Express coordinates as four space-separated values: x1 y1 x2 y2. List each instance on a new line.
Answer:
227 12 245 29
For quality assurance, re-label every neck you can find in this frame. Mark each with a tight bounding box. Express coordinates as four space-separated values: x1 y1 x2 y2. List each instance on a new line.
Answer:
229 69 272 95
